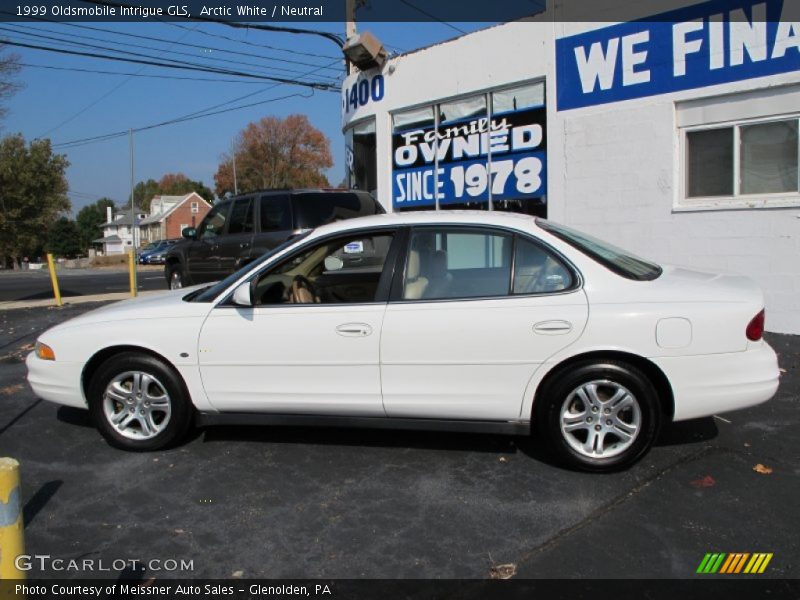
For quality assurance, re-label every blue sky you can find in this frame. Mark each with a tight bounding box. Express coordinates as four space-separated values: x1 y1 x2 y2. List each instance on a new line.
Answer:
1 20 490 213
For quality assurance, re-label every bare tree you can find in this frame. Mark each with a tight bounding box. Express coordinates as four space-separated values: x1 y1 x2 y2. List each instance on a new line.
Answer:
0 44 22 123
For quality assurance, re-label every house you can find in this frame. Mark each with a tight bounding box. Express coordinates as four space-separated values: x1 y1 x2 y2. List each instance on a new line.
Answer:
139 192 212 243
93 206 147 255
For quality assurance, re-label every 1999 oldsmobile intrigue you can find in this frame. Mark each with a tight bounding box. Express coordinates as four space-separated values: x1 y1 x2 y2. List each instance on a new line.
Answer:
27 212 779 471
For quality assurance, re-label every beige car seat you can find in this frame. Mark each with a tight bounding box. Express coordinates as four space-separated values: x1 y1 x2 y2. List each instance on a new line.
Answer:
403 250 429 300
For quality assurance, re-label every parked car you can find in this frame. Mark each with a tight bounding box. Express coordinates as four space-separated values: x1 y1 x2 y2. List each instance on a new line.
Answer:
164 189 384 290
27 212 779 471
139 239 180 265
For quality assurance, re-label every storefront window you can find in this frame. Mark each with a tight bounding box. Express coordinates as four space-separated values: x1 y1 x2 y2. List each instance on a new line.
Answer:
492 82 544 114
439 95 487 124
390 81 547 216
345 118 377 195
393 107 434 131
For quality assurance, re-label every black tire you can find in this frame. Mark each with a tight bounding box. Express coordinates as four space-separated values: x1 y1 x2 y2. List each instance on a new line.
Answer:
88 352 193 451
535 360 661 472
166 263 185 290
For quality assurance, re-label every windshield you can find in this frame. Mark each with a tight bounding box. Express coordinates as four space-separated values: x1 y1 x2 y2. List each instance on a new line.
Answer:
186 232 311 303
536 219 662 281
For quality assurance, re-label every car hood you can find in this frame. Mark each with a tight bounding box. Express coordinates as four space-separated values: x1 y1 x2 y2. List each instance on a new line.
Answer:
47 286 213 332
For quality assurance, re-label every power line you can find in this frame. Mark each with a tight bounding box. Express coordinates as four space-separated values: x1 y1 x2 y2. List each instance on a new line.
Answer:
34 21 201 139
397 0 467 34
82 0 345 47
52 89 315 149
0 25 339 81
19 62 280 84
1 17 341 73
160 20 340 61
0 38 339 89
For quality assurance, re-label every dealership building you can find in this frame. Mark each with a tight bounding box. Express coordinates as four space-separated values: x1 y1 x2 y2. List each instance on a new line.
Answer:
341 0 800 334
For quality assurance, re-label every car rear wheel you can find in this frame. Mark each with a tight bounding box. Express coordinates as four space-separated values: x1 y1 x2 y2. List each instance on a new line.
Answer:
536 360 661 472
167 265 184 290
88 352 193 451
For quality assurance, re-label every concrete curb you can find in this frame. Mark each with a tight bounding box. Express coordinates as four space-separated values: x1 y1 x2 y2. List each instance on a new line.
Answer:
0 290 164 311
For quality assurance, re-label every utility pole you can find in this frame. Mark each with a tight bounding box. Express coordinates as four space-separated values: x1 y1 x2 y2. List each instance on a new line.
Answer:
232 148 238 195
345 0 356 74
129 128 138 296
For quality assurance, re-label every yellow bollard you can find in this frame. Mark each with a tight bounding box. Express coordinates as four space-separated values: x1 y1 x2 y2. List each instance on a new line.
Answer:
128 249 138 298
0 458 25 579
46 253 62 307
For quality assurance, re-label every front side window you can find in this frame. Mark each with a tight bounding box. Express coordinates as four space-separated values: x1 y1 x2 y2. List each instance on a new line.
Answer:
226 198 254 235
252 232 394 305
198 202 230 240
402 229 512 300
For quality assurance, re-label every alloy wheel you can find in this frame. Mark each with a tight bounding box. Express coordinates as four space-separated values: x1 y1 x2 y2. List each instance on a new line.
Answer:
102 371 172 440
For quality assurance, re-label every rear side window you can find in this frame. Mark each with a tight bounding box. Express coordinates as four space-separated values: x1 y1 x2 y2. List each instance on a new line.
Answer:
513 237 574 294
260 194 292 232
536 219 661 281
226 197 254 235
292 192 383 229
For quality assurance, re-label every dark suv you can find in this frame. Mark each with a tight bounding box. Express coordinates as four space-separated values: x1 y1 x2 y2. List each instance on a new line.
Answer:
164 189 385 289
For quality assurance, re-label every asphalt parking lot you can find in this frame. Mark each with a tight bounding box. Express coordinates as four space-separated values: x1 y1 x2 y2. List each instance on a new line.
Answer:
0 302 797 579
0 268 165 302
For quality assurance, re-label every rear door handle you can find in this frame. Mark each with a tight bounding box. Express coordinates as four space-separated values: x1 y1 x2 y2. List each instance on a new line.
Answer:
533 320 573 335
335 323 372 337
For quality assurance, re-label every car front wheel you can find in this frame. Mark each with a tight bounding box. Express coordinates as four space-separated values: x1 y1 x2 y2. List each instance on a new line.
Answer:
88 352 193 451
536 360 661 472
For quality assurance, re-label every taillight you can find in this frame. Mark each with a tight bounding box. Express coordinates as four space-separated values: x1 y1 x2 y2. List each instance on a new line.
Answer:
746 309 765 341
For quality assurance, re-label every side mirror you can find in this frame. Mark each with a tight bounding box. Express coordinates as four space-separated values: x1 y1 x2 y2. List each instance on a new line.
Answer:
182 227 197 239
231 281 252 307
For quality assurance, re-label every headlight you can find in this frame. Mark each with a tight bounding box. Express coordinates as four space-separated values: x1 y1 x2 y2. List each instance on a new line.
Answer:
35 341 55 361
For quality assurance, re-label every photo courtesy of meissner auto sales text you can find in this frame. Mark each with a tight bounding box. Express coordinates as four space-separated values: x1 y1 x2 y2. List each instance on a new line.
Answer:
0 0 798 598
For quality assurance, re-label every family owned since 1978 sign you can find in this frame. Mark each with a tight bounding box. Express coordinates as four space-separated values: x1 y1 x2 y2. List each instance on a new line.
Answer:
391 106 547 209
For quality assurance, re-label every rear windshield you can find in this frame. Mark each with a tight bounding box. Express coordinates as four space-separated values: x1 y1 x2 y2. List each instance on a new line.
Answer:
292 192 384 230
536 219 662 281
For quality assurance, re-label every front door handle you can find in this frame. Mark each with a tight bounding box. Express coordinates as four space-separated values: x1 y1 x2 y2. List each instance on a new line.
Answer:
335 323 372 337
240 242 250 249
533 320 573 335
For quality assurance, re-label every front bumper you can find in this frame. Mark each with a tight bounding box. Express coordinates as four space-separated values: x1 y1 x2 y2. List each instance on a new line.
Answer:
25 352 87 409
653 341 780 421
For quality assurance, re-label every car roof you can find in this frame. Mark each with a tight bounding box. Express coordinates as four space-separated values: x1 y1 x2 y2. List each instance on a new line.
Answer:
310 210 541 237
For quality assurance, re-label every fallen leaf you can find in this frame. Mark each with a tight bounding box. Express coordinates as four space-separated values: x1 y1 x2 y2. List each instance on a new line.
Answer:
753 463 773 475
779 368 787 373
174 529 186 534
489 563 517 579
744 442 751 447
690 475 716 488
498 457 507 463
0 384 23 395
231 570 244 578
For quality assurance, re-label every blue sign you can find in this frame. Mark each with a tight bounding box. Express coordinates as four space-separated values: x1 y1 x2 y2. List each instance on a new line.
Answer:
556 0 800 111
391 106 547 209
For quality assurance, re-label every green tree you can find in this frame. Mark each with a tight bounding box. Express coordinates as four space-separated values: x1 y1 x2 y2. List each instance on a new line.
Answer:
0 134 70 268
46 217 82 258
75 197 116 249
214 114 332 197
126 174 213 211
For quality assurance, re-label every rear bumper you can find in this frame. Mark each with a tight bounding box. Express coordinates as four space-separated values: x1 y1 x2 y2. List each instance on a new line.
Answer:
25 352 87 409
652 342 780 421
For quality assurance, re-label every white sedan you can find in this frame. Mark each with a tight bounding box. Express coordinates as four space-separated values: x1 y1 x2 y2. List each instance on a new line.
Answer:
26 212 779 471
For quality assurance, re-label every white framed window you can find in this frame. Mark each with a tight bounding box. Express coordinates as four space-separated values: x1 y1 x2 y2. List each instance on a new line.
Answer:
676 86 800 211
191 202 199 213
